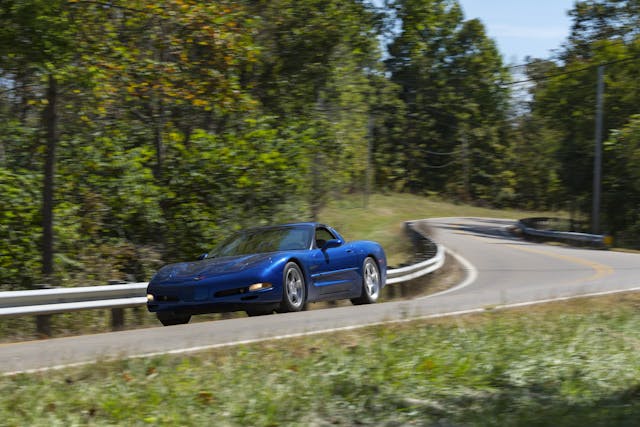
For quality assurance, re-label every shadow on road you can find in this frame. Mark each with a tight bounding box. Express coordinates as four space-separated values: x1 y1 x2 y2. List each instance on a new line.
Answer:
433 218 525 244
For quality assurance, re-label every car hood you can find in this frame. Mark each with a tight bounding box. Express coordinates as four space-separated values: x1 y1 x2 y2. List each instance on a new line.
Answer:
151 253 272 284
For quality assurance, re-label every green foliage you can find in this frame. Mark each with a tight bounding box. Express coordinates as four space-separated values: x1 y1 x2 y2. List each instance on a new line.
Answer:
162 122 309 259
603 115 640 246
0 168 41 288
522 1 640 240
0 0 73 67
3 0 640 287
565 0 640 60
386 0 512 199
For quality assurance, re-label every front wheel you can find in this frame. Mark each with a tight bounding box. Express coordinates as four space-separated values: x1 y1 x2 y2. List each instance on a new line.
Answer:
351 257 381 305
278 262 307 313
246 307 274 317
156 312 191 326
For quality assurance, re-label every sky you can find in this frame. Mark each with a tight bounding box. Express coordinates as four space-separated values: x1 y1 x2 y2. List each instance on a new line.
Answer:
457 0 577 65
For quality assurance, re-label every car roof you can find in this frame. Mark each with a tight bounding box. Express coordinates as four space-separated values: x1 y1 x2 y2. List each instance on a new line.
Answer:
237 223 344 243
244 222 325 231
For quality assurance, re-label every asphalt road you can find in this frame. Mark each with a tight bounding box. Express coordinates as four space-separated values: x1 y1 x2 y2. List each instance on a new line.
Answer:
2 217 640 375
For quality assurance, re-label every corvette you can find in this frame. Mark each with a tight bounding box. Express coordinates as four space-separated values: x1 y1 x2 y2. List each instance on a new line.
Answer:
146 223 387 325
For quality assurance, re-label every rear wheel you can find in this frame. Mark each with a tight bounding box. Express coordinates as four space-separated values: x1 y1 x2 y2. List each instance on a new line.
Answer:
156 312 191 326
351 257 380 305
278 262 307 313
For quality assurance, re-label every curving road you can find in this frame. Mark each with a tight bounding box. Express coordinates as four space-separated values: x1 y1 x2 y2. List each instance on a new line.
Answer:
2 217 640 375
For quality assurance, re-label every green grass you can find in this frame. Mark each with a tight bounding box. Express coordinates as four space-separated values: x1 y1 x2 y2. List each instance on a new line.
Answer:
3 293 640 426
319 192 556 266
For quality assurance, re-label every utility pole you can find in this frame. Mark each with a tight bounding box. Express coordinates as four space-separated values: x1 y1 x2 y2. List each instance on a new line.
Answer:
592 65 604 234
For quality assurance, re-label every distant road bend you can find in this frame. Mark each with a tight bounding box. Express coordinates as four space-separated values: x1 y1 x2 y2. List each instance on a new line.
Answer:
2 217 640 375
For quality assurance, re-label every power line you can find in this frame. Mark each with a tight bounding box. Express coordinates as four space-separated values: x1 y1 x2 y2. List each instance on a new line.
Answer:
411 145 462 156
504 66 593 86
502 55 640 86
423 159 458 169
425 148 461 156
504 60 559 71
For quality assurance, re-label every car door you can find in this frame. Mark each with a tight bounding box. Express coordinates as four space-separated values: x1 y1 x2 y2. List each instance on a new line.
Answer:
308 226 360 295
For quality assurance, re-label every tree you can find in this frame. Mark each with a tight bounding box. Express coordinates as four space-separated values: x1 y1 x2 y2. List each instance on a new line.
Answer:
247 0 384 215
0 0 74 284
564 0 640 60
385 0 511 200
524 1 640 226
602 115 640 246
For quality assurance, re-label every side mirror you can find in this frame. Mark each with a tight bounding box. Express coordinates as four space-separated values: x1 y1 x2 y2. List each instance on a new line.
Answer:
198 253 209 260
321 239 342 251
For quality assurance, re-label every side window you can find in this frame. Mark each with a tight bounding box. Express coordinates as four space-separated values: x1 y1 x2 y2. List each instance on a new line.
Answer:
315 227 336 249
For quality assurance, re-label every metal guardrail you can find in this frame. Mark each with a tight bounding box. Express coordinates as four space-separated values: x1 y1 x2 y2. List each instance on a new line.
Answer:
516 217 611 248
387 220 445 284
0 283 148 317
0 223 444 326
386 243 445 284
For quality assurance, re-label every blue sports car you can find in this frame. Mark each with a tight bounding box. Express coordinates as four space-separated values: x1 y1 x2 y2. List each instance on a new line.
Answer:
146 223 387 325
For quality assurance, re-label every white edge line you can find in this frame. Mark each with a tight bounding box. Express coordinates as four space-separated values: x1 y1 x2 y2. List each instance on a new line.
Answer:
415 247 478 299
8 285 640 377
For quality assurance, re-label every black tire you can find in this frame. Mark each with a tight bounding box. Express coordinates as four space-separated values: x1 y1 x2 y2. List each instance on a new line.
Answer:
245 307 274 317
156 312 191 326
278 262 307 313
351 257 381 305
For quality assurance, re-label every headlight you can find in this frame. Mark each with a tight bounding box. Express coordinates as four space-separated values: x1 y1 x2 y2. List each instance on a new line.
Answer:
147 294 155 302
248 282 273 292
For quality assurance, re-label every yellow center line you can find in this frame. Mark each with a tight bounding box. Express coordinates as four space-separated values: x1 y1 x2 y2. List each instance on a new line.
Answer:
452 224 615 284
447 224 616 285
506 244 615 283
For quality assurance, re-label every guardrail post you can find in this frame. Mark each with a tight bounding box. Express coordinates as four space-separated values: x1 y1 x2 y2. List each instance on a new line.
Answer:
111 308 125 331
36 314 52 338
34 284 53 338
108 280 127 331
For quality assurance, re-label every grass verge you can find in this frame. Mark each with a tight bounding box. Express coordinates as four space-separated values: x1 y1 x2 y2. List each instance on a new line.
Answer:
3 292 640 426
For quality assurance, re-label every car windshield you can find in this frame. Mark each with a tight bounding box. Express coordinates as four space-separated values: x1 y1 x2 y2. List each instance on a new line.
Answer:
209 226 313 257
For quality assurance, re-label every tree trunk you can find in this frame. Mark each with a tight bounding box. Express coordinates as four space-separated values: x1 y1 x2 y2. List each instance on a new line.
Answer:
153 98 165 180
42 73 57 281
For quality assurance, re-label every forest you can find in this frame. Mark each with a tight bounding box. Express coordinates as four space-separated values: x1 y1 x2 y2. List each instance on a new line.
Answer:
1 0 639 289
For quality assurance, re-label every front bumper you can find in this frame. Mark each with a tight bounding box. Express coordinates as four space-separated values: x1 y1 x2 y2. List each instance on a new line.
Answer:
146 281 280 314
